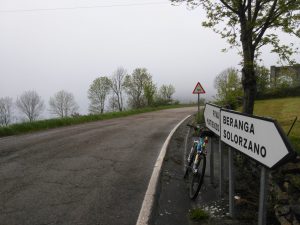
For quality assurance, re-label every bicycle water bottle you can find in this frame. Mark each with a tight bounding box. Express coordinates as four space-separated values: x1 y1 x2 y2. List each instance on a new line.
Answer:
197 138 204 153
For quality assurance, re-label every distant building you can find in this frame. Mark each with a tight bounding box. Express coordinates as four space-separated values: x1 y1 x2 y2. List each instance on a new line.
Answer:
270 64 300 88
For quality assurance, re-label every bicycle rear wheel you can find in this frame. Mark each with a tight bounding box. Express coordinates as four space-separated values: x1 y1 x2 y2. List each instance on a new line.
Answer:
189 155 206 200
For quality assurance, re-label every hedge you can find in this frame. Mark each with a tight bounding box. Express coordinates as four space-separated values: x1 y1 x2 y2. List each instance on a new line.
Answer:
256 86 300 100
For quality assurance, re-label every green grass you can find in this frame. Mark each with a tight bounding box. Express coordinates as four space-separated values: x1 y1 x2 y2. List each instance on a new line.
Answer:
189 208 210 221
0 104 192 137
252 97 300 153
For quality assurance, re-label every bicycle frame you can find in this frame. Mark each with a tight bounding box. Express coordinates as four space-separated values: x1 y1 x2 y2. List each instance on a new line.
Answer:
192 136 208 174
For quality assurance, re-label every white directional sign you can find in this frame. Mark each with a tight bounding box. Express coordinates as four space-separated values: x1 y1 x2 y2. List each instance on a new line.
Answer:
220 109 293 169
204 103 221 136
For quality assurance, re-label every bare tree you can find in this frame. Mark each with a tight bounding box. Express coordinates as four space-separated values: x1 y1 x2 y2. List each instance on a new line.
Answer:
108 94 118 112
16 90 44 122
110 67 126 111
88 77 111 114
0 97 13 126
49 90 79 118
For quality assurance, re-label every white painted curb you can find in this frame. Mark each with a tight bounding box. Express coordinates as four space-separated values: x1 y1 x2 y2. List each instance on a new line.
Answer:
135 115 191 225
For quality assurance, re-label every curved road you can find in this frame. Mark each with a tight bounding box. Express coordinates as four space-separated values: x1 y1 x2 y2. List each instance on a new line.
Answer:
0 107 195 225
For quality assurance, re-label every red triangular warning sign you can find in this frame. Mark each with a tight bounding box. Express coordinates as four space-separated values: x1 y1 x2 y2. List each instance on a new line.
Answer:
192 82 206 94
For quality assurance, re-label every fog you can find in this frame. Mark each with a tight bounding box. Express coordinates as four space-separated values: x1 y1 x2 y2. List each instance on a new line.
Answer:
0 0 299 118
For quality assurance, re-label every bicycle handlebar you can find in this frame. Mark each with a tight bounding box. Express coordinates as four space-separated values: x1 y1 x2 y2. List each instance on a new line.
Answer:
187 123 204 130
187 124 198 129
187 123 215 138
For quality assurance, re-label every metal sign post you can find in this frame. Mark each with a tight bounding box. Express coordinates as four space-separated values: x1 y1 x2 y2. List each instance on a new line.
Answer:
219 138 224 197
209 138 214 184
198 94 200 116
228 146 235 218
204 104 222 194
258 166 269 225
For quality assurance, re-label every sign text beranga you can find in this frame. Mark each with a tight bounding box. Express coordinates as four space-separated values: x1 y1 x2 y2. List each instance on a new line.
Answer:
220 109 293 169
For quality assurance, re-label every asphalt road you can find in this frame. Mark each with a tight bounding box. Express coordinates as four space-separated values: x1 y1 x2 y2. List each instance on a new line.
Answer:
0 107 196 225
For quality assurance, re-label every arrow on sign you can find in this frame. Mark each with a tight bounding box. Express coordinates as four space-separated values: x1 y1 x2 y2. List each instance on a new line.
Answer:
192 82 206 94
220 109 294 169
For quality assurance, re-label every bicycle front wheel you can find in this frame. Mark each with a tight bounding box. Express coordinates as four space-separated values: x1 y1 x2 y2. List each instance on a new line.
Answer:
189 155 206 200
184 144 196 179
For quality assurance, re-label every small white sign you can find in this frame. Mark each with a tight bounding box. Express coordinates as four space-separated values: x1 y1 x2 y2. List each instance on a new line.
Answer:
204 103 221 136
220 109 291 168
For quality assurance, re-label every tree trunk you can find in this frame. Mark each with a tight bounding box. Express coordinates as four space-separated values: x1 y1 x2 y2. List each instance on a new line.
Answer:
240 19 256 115
120 93 123 112
242 66 256 115
117 94 123 112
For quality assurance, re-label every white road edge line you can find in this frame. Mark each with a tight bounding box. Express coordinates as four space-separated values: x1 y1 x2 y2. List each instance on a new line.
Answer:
135 115 191 225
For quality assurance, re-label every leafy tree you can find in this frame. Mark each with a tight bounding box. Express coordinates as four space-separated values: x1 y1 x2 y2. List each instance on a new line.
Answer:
255 66 270 94
88 77 111 114
276 74 294 88
214 68 243 109
170 0 300 114
159 84 176 104
16 90 44 122
110 67 126 111
0 97 13 126
144 80 157 106
274 67 300 88
123 68 152 109
49 90 79 118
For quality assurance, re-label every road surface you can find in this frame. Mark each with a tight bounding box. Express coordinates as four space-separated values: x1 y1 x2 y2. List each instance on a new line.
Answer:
0 107 195 225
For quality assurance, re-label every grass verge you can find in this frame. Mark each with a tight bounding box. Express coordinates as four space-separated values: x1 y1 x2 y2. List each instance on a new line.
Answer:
253 97 300 153
189 208 210 221
0 104 193 138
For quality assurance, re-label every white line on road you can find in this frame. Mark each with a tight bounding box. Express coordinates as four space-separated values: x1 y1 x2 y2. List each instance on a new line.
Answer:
135 115 191 225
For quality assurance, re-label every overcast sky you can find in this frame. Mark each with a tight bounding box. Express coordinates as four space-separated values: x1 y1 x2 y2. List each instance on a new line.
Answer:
0 0 299 116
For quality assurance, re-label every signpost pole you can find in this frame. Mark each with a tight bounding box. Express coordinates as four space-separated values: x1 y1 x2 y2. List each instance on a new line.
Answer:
197 93 200 117
193 82 205 117
228 146 235 218
258 167 268 225
219 138 224 197
210 138 214 184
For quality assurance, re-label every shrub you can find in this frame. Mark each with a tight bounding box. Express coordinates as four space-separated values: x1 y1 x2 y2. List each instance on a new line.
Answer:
189 208 210 221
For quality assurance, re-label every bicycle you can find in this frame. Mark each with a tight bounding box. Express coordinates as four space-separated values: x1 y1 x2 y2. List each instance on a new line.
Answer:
184 123 214 199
